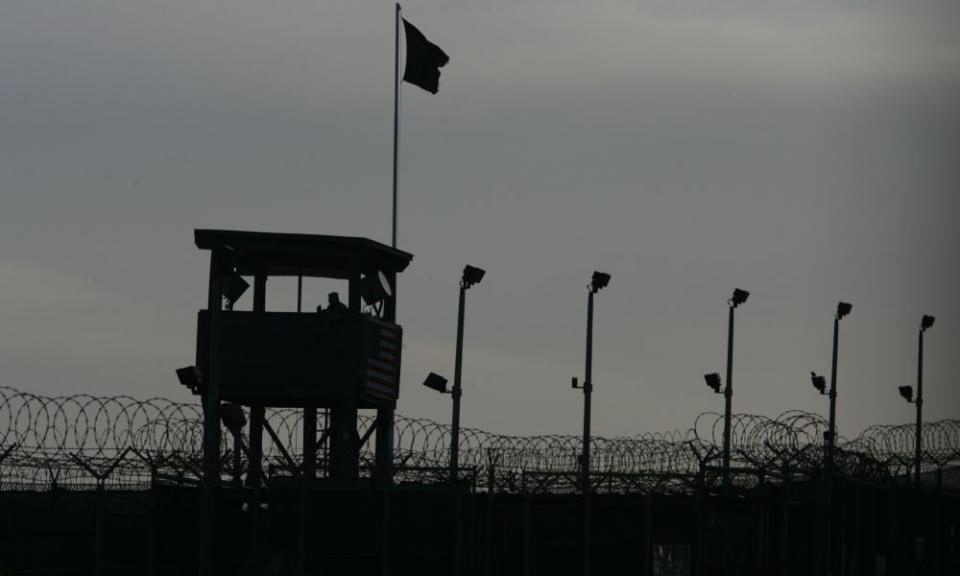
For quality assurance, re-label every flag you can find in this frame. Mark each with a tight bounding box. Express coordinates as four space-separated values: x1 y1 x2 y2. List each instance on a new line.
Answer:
402 18 449 94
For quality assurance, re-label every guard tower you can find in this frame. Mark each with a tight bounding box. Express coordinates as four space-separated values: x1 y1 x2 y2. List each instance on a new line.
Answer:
189 229 412 484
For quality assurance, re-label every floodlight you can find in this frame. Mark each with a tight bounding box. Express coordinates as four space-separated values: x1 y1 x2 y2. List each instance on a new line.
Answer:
811 372 826 394
219 402 247 435
462 265 486 288
176 365 204 395
222 274 249 307
422 372 449 394
704 372 722 394
590 271 611 292
731 288 749 307
921 315 935 331
571 377 579 389
837 302 852 319
898 385 914 403
360 271 393 304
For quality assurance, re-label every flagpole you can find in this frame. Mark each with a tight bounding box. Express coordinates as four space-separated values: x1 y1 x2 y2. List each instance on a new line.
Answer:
392 3 401 248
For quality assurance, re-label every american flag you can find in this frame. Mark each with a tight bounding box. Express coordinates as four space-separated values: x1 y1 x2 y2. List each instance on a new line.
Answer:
363 319 402 402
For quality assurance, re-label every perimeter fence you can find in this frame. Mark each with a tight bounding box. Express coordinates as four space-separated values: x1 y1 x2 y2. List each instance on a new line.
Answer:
1 386 958 493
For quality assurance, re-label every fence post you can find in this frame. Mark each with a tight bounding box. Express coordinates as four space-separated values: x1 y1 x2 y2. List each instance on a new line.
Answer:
96 481 105 576
0 444 17 492
522 490 531 576
644 493 653 576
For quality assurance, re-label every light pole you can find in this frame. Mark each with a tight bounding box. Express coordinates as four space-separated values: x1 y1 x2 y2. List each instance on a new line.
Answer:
812 301 852 471
449 265 485 483
704 288 748 491
572 271 609 576
572 271 610 494
899 314 935 484
810 301 851 576
722 289 749 490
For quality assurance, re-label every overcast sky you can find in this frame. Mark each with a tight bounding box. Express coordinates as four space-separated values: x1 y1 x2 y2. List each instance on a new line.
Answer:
2 1 958 439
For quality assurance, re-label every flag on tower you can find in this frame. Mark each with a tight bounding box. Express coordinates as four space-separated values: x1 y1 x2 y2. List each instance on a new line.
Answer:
392 5 449 248
401 18 449 94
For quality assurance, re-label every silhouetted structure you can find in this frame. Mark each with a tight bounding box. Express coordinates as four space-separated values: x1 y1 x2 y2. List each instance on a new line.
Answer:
190 229 411 484
184 230 411 573
2 385 959 575
1 234 957 575
5 386 960 492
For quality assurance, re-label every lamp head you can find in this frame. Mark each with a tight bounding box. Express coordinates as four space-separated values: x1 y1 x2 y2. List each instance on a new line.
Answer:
590 271 611 293
462 265 486 288
921 315 935 331
222 273 249 307
422 372 449 394
704 372 722 394
731 288 750 307
360 271 393 305
176 365 204 396
898 385 914 403
836 302 852 319
810 372 826 395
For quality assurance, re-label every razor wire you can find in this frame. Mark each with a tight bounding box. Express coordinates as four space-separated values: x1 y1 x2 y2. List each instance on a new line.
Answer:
1 387 958 492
